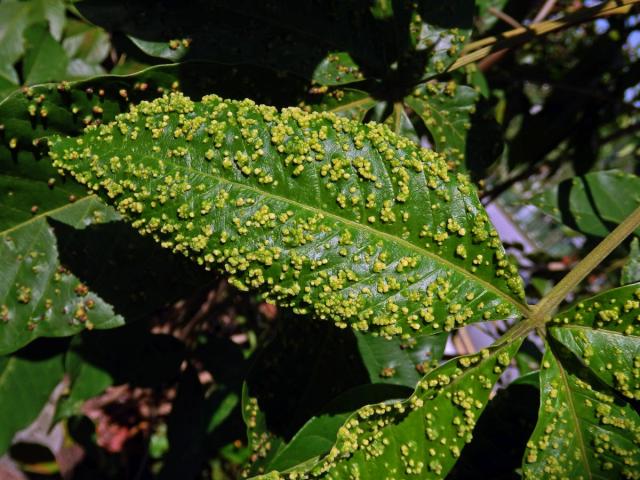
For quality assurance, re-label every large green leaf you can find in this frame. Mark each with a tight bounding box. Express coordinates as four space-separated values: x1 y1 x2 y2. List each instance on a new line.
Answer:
50 92 526 340
257 339 521 479
532 170 640 237
0 340 65 455
523 284 640 478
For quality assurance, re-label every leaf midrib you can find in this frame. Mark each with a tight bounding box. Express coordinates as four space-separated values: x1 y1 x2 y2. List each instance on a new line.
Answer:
166 160 529 315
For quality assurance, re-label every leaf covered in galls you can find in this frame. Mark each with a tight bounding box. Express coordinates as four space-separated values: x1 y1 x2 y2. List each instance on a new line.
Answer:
50 92 526 339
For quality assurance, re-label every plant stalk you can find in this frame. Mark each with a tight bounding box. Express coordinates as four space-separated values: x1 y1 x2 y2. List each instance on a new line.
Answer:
531 204 640 321
501 204 640 343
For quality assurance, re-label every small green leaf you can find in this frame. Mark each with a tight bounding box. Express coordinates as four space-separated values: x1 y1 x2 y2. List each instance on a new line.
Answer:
308 87 376 122
22 23 69 85
405 81 478 159
355 331 447 388
312 52 365 86
0 344 65 455
622 237 640 285
0 194 123 355
128 36 190 62
410 1 474 78
51 92 527 340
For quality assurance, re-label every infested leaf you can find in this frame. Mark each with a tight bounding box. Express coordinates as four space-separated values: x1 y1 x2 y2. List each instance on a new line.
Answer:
50 92 527 341
257 339 521 479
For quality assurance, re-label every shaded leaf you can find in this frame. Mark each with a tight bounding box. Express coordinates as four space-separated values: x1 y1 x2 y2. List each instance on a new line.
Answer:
0 0 66 93
22 22 69 85
532 170 640 237
50 92 526 341
355 331 447 388
0 340 66 455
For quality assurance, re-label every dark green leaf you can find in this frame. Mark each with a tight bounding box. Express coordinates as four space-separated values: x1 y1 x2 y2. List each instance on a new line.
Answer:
355 331 447 388
264 384 413 472
259 339 521 479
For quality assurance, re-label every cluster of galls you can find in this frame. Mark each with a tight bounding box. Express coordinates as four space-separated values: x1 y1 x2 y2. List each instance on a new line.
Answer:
51 92 525 341
524 351 640 480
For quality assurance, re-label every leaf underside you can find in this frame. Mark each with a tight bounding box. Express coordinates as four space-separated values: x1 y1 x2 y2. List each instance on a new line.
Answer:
51 92 526 340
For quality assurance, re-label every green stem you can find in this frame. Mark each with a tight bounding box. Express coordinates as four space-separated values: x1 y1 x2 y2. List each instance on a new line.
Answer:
501 204 640 343
532 204 640 322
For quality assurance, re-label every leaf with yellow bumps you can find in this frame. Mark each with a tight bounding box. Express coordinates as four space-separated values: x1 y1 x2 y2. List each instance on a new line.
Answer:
523 343 640 480
405 81 479 159
549 283 640 402
255 338 521 479
50 92 527 340
523 285 640 479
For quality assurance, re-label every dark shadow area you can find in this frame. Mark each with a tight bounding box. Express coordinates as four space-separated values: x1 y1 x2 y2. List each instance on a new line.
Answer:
77 0 474 105
466 96 505 181
447 383 539 480
245 313 372 439
52 219 213 321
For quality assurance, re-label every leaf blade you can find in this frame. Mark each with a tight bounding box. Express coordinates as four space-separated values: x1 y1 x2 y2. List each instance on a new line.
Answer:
51 92 527 339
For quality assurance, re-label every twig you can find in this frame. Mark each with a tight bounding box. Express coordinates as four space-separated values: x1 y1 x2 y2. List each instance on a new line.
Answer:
446 0 640 75
488 7 523 29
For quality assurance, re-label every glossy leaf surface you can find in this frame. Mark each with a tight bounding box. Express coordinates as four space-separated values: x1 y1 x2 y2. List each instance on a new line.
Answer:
523 285 640 478
51 92 526 340
523 345 640 479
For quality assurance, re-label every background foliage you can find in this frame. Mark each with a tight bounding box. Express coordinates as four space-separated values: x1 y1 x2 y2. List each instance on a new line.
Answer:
1 0 640 479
